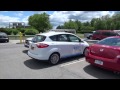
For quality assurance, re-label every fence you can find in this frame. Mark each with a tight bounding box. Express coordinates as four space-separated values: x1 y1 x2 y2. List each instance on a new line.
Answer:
8 35 35 40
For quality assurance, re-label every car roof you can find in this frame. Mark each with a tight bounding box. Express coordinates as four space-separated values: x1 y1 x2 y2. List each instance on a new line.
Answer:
36 31 75 37
97 30 114 32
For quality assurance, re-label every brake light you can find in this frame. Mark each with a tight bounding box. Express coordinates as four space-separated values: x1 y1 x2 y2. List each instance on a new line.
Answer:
36 43 49 48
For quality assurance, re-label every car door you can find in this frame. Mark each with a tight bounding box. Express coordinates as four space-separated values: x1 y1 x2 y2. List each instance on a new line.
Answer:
67 34 83 55
56 34 72 58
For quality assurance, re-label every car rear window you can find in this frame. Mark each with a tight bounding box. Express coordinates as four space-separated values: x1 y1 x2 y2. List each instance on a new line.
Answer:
97 37 120 46
32 35 46 43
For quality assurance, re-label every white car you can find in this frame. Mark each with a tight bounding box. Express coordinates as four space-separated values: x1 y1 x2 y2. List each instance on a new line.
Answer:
24 37 33 48
28 32 89 65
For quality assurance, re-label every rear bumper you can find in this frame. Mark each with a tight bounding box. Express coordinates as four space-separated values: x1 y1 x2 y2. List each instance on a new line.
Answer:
28 51 49 60
86 54 120 72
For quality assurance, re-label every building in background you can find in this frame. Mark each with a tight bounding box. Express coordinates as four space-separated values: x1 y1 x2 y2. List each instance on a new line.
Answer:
9 22 25 28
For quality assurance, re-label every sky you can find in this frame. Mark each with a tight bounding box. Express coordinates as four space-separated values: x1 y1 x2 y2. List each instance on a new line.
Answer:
0 11 118 29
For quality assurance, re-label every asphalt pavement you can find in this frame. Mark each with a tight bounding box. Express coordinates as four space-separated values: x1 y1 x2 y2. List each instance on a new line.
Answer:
0 43 120 79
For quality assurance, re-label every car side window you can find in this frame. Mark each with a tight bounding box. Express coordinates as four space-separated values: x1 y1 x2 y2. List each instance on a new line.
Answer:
68 34 80 42
49 35 57 41
93 31 100 35
58 34 68 42
102 32 112 36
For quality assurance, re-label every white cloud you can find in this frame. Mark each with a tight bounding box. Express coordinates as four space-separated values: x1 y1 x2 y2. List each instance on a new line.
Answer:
14 11 24 17
50 11 115 28
0 14 20 27
0 15 20 22
21 16 29 25
34 11 46 14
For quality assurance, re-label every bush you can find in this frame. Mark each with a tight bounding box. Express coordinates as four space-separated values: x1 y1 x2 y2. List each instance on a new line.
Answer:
25 29 39 35
0 28 12 35
12 29 19 35
17 28 26 33
0 28 6 32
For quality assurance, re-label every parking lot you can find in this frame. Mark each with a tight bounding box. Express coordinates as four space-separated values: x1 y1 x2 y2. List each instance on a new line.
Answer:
0 41 120 79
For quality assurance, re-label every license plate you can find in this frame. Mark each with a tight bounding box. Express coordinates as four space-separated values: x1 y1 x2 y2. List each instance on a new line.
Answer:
94 60 103 65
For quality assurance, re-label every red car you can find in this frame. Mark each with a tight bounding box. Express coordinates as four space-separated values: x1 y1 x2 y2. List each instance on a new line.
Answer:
85 36 120 72
92 30 119 40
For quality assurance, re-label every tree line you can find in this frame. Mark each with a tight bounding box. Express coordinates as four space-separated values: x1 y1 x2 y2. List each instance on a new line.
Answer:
1 12 120 35
56 13 120 33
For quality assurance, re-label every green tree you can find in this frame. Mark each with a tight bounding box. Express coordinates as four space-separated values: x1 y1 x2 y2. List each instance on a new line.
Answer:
64 20 77 29
75 20 82 32
28 13 52 33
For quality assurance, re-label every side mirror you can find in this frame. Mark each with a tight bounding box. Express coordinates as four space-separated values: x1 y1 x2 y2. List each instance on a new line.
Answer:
79 39 84 42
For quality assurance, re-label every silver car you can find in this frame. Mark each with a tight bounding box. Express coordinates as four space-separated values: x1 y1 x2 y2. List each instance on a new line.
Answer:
24 37 33 48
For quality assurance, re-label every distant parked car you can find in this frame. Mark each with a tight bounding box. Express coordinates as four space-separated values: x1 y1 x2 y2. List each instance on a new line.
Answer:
28 32 89 65
84 31 96 39
92 30 119 40
0 32 9 42
85 36 120 72
24 37 33 48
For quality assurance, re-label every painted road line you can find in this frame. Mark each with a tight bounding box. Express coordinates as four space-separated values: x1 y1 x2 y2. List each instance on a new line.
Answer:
60 59 85 67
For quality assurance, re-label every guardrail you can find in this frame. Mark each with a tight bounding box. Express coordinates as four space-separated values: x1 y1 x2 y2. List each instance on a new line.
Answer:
8 35 35 40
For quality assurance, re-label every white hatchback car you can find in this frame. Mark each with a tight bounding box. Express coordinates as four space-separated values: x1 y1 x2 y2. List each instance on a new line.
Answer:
28 32 89 65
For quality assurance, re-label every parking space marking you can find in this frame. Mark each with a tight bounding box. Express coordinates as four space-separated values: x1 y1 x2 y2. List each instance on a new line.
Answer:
60 59 85 67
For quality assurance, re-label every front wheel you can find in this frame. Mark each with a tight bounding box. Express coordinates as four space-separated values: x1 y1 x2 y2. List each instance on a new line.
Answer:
7 40 9 42
83 48 88 56
49 53 60 65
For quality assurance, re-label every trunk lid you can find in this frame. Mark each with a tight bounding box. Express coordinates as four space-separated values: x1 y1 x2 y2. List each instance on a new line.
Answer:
90 44 120 59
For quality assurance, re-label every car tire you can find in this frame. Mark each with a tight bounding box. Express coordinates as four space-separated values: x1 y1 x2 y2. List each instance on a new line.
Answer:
7 40 9 42
49 53 60 65
89 36 92 40
83 48 88 56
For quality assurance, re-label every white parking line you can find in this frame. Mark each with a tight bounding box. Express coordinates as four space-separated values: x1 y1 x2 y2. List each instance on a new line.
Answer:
60 59 85 67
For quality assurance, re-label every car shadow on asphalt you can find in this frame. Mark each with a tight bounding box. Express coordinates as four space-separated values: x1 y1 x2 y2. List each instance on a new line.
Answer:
22 50 28 54
83 64 120 79
24 55 84 70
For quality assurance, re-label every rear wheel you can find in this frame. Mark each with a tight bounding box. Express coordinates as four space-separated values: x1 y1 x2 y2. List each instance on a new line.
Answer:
49 53 60 65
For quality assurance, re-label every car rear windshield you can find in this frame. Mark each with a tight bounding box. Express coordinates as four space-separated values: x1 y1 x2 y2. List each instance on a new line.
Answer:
97 37 120 46
32 35 46 43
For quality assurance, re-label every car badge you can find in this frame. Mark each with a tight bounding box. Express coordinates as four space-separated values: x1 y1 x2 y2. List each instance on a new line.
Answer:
100 48 104 52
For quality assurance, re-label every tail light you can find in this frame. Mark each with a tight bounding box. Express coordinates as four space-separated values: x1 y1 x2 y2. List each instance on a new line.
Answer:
85 47 90 56
116 55 120 64
36 43 49 48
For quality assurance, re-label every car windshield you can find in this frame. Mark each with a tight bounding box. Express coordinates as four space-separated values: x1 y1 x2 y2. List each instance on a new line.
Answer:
0 33 7 36
97 37 120 46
